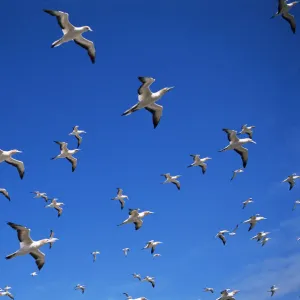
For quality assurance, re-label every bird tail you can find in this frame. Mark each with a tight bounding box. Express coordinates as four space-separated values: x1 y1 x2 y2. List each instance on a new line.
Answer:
51 38 63 48
51 156 58 160
6 251 18 260
121 104 139 116
218 147 228 152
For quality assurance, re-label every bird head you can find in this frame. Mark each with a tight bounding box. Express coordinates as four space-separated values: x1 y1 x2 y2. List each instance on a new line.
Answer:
144 211 154 215
12 149 22 154
249 139 256 144
162 87 175 94
47 237 59 244
84 26 93 32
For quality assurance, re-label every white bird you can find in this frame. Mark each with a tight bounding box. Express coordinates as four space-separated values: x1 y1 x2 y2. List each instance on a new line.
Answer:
261 237 271 246
293 200 300 211
187 154 212 174
111 188 129 210
132 273 142 281
74 284 85 294
31 191 48 202
45 198 64 218
231 168 244 181
243 214 267 231
216 230 230 245
219 129 256 168
69 126 86 148
228 224 239 236
238 124 255 139
122 248 130 257
91 251 100 262
142 240 163 254
203 287 214 293
132 298 147 300
0 149 24 179
217 289 240 300
43 10 96 63
268 285 279 297
242 198 254 209
123 292 133 299
0 292 14 300
52 141 80 172
121 77 174 128
118 209 154 230
251 231 270 242
30 272 38 277
282 173 300 190
142 276 155 288
153 253 161 258
271 0 298 33
161 173 181 190
0 189 10 201
5 222 59 270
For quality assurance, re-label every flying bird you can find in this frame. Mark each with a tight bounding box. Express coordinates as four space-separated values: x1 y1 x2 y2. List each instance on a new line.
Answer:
142 240 163 254
228 224 239 236
231 168 244 181
31 191 48 202
91 251 100 262
242 198 254 209
261 237 271 246
215 230 230 245
282 173 300 190
243 214 267 231
187 154 212 174
0 149 24 179
123 293 133 299
121 77 174 128
122 248 130 257
153 253 161 258
161 173 181 190
142 276 155 288
0 291 14 300
45 198 64 217
69 126 86 148
30 272 38 277
111 188 129 210
238 124 255 139
293 200 300 211
118 209 154 230
132 273 142 281
43 9 96 63
251 231 270 242
268 285 279 297
0 189 10 201
74 284 85 294
203 287 214 293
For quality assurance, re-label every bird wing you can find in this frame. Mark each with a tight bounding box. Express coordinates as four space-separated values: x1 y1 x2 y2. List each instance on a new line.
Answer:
129 209 139 217
199 163 207 174
234 146 248 168
72 125 79 131
5 158 25 179
119 198 125 210
30 249 45 270
55 206 63 217
75 134 82 148
74 36 96 64
137 77 155 98
43 10 74 33
248 221 255 231
150 279 155 288
282 13 296 33
145 103 163 129
54 141 68 151
0 189 10 201
134 219 143 230
246 131 253 139
7 222 33 245
49 230 54 249
278 0 285 12
222 128 238 143
66 156 77 172
117 188 123 196
218 234 226 245
172 180 181 190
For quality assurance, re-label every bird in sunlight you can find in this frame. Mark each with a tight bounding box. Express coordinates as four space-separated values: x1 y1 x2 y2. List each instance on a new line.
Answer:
187 154 212 174
132 273 142 281
121 76 174 129
0 149 25 179
203 287 214 293
142 276 155 288
153 253 161 258
142 240 163 254
91 251 100 262
282 173 300 190
251 231 270 242
111 188 129 210
242 198 254 209
118 208 154 230
6 222 59 270
74 284 85 294
30 272 38 277
51 141 80 172
268 285 279 297
123 292 132 299
216 230 230 245
219 129 256 168
122 248 130 257
31 191 48 202
231 168 244 181
292 200 300 211
0 291 14 300
243 214 267 231
238 124 255 139
69 126 86 148
45 198 64 218
261 237 271 246
228 224 239 236
161 173 181 190
0 189 10 201
217 289 240 300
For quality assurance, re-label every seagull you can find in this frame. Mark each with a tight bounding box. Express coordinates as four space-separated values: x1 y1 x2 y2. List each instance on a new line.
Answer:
261 237 271 246
216 230 230 245
0 189 10 201
51 141 80 172
142 240 163 254
219 129 256 168
243 214 267 231
45 198 64 218
228 224 239 236
161 173 181 190
238 124 255 139
31 191 48 202
231 169 244 181
142 276 155 288
251 231 270 242
118 209 154 230
123 293 133 299
242 198 254 209
43 9 95 63
187 154 212 174
74 284 85 294
132 273 142 281
271 0 298 33
111 188 129 210
69 126 86 148
282 173 300 190
49 230 55 249
30 272 38 277
0 149 24 179
91 251 100 262
0 292 14 300
268 285 279 297
293 200 300 210
121 77 174 128
5 222 59 270
153 253 161 258
203 288 214 293
122 248 130 257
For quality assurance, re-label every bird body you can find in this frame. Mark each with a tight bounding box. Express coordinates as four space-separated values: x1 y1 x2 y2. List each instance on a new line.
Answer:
122 248 130 256
142 240 163 254
74 284 85 294
251 231 270 242
118 209 154 230
45 198 64 217
91 251 100 262
31 191 48 202
268 285 279 296
203 287 214 293
112 188 129 210
231 168 244 181
242 198 254 209
30 272 38 277
282 173 300 190
132 273 142 281
0 149 24 179
187 154 212 174
243 215 267 231
142 276 155 288
161 173 181 190
238 124 255 139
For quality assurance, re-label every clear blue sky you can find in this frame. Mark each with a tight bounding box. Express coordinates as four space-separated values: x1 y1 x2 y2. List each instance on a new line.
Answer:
1 0 300 299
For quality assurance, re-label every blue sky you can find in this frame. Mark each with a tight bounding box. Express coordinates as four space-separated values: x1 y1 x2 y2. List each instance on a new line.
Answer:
1 0 300 299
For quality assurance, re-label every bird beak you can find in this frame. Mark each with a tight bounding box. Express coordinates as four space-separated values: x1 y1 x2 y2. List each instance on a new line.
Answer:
251 140 257 144
167 86 174 91
89 28 93 31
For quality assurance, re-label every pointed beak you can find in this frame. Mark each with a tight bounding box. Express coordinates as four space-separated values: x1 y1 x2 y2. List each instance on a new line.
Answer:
89 28 93 31
167 86 175 91
252 140 257 144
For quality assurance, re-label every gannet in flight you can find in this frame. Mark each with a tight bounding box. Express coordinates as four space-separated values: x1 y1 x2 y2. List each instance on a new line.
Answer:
6 222 58 270
219 129 256 168
30 272 38 277
142 240 163 254
293 200 300 211
74 284 85 294
118 209 154 230
231 168 244 181
243 214 267 231
121 77 174 128
0 189 10 201
251 231 270 242
111 188 129 210
0 149 24 179
123 293 132 299
268 285 279 296
217 289 240 299
242 198 254 209
216 230 230 245
91 251 100 262
132 273 142 281
238 124 255 139
161 173 181 190
203 287 214 293
43 10 96 63
0 291 14 300
69 126 86 148
187 154 212 174
31 191 48 202
45 198 64 218
228 224 239 236
282 173 300 190
261 237 271 246
122 248 130 257
153 253 161 258
51 141 80 172
142 276 155 288
271 0 298 33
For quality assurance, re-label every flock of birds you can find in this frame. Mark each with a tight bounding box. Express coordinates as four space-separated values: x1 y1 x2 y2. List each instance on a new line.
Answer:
1 1 300 300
